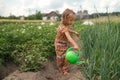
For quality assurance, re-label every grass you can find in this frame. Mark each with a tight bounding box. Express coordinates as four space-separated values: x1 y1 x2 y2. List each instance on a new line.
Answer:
79 21 120 80
0 19 56 23
84 15 120 23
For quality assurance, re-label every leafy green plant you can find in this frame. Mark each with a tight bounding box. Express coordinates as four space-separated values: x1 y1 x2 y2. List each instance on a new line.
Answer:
0 22 58 71
80 22 120 80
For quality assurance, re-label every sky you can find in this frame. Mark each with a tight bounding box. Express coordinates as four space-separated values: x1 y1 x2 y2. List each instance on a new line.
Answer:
0 0 120 16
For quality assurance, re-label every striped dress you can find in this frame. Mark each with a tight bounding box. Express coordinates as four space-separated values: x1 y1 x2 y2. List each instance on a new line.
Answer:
54 26 69 73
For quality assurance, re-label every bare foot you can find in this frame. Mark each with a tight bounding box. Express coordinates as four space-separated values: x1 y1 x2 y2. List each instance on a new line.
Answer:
63 71 69 75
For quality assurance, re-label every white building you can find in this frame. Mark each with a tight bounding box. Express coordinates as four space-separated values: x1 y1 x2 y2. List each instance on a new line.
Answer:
42 11 59 21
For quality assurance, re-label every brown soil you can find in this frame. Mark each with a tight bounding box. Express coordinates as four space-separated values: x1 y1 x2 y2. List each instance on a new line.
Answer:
1 57 87 80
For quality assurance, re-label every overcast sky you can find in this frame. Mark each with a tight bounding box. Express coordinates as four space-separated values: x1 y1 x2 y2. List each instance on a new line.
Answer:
0 0 120 16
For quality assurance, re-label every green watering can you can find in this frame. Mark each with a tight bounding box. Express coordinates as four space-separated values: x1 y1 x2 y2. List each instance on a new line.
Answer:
65 47 85 65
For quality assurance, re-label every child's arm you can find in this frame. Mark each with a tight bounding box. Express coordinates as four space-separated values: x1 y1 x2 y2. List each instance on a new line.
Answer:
65 30 79 50
69 29 79 36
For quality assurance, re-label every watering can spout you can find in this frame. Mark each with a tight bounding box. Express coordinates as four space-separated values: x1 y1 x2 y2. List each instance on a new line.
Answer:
75 61 85 65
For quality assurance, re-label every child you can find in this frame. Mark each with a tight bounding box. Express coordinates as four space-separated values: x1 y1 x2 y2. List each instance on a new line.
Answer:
54 8 79 75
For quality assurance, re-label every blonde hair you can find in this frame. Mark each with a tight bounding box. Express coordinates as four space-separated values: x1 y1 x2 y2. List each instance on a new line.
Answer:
61 8 75 26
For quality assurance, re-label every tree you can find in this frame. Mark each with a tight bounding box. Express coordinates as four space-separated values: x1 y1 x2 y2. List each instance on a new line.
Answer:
26 10 42 20
35 10 42 20
8 14 18 19
27 14 36 20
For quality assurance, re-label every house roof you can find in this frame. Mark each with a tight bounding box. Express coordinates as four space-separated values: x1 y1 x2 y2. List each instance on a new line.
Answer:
46 11 58 17
42 13 47 16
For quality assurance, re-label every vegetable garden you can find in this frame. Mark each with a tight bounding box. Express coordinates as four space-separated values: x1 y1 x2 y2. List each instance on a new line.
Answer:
0 20 120 80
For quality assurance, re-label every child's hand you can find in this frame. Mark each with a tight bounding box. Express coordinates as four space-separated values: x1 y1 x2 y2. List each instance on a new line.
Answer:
74 45 79 51
74 32 79 36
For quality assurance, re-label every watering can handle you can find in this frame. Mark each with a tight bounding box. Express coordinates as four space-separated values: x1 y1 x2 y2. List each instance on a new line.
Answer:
66 47 81 56
66 47 74 53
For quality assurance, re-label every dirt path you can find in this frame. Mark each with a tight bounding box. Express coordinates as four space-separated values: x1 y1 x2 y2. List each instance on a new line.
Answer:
2 57 87 80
